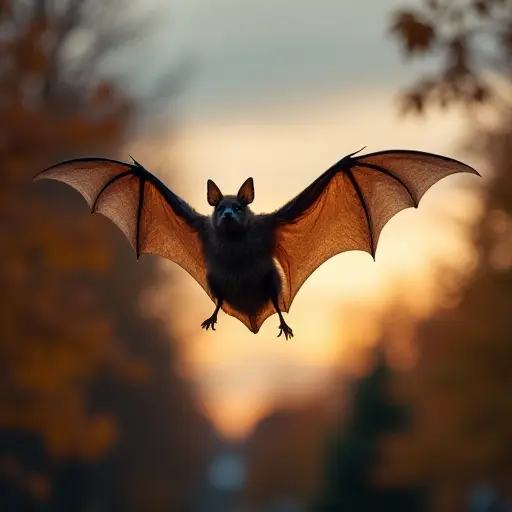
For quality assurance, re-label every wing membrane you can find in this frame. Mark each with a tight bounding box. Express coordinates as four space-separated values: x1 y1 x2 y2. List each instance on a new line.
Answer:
35 158 211 298
272 150 479 312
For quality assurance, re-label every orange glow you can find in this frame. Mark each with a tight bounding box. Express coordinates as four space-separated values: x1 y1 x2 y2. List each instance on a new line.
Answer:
206 393 275 440
137 88 482 439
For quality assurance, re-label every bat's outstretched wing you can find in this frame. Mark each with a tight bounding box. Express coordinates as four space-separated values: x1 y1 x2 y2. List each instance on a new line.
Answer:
34 157 211 298
269 149 480 312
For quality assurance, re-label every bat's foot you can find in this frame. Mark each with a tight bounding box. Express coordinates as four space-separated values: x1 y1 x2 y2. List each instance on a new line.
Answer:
278 320 294 340
201 315 218 331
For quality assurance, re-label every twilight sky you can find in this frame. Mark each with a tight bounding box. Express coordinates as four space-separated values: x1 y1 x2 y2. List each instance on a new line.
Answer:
125 0 438 118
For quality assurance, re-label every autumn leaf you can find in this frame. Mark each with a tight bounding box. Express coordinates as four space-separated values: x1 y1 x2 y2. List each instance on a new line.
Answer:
391 11 436 55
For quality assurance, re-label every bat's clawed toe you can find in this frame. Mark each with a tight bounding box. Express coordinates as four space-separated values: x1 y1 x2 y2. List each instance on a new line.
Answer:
277 321 294 340
201 316 218 331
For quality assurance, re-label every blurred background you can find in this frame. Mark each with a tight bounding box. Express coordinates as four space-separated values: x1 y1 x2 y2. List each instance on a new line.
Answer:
1 0 511 510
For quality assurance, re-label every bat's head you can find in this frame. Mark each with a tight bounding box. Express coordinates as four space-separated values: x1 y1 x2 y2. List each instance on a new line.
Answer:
208 177 254 234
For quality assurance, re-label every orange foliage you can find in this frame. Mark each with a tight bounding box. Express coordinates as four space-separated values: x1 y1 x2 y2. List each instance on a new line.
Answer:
0 0 147 463
0 4 213 509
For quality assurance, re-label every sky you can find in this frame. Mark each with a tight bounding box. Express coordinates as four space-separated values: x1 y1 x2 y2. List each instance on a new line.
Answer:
124 0 484 439
125 0 438 118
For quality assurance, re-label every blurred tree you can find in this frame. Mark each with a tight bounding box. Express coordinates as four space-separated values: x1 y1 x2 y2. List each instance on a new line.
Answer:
390 0 512 114
241 400 331 509
313 350 426 512
0 1 212 510
374 111 512 507
370 0 512 507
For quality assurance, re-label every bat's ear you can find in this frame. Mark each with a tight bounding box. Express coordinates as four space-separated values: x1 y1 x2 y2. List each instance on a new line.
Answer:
207 179 223 207
237 177 254 205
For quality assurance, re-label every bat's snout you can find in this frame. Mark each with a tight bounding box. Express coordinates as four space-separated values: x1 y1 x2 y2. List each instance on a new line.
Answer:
221 207 238 221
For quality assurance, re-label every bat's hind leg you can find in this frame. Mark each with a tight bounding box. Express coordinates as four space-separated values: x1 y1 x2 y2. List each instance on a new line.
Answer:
277 318 293 340
201 299 222 331
270 293 294 340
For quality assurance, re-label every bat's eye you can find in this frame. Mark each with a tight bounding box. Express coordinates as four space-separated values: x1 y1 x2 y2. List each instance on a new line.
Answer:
233 205 242 212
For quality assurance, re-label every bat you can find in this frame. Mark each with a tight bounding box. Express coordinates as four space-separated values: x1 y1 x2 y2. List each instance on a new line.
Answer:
34 148 479 339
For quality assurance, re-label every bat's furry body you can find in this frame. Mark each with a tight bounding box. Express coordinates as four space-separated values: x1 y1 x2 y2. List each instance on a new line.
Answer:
201 217 280 317
197 180 292 336
34 149 479 338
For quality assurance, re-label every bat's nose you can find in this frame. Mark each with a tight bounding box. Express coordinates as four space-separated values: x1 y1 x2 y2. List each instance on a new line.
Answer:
222 208 234 219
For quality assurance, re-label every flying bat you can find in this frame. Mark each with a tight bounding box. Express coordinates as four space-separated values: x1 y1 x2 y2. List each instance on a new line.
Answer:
34 148 479 339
